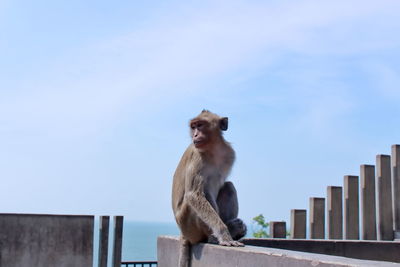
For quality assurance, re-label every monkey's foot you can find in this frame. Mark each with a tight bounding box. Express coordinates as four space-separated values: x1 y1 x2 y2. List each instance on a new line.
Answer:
209 234 244 247
226 218 247 240
219 240 244 247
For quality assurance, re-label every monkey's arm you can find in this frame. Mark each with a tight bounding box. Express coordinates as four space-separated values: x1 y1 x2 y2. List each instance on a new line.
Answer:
182 172 240 245
185 189 233 243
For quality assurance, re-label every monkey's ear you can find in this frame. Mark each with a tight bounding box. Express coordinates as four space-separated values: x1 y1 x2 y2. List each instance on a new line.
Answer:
220 117 228 131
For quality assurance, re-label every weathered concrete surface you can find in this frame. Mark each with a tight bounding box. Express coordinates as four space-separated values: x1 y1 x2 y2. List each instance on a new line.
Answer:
290 209 306 239
112 216 124 267
309 197 325 239
377 154 394 240
327 186 343 240
269 221 286 238
392 145 400 240
158 236 400 267
360 164 377 240
98 216 110 267
0 213 94 267
243 238 400 263
344 175 360 240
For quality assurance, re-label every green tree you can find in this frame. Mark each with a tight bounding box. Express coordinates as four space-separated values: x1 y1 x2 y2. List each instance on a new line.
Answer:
252 214 269 238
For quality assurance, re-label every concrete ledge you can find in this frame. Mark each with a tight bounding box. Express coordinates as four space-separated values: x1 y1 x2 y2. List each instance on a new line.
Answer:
157 236 400 267
242 238 400 263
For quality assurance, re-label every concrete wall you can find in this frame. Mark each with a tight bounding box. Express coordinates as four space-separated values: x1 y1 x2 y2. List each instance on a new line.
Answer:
243 238 400 263
157 236 400 267
0 213 94 267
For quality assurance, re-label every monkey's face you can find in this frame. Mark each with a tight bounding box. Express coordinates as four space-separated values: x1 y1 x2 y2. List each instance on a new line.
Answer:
189 110 229 150
190 120 210 149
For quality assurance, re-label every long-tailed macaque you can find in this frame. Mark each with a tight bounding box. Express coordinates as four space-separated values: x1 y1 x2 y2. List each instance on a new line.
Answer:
172 110 247 267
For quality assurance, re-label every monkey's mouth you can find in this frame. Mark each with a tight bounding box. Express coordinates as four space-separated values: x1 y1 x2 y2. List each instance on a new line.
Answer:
193 140 205 147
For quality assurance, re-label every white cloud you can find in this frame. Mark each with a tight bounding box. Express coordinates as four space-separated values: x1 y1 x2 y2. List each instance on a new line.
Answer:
1 0 399 135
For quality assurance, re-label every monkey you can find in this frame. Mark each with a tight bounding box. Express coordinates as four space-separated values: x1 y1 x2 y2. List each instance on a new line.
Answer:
172 110 247 267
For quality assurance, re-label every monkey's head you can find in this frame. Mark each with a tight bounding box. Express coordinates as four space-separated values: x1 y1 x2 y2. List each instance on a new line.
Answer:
189 110 228 150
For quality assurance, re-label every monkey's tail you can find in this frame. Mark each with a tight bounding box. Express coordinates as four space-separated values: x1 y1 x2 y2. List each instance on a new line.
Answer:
178 237 191 267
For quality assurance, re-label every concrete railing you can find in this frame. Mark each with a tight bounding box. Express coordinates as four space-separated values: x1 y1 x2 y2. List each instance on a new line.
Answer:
157 236 400 267
0 213 94 267
270 144 400 241
0 213 125 267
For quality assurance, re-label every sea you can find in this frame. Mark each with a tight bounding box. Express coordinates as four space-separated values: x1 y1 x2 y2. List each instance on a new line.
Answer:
92 220 180 265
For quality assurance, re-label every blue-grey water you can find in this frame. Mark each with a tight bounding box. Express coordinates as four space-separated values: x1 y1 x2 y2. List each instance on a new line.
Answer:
93 220 180 266
120 221 180 261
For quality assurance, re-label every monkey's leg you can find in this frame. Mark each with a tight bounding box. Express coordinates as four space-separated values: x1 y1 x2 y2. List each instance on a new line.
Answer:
217 181 238 222
217 182 247 240
184 189 243 247
178 236 191 267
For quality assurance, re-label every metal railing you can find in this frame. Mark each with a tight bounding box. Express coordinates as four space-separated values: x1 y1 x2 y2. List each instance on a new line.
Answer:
121 261 157 267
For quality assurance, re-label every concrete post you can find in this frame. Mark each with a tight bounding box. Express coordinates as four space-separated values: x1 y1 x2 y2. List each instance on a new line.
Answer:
112 216 124 267
290 209 306 239
98 216 110 267
360 165 377 240
327 186 343 239
392 145 400 240
309 198 325 239
344 175 359 240
270 221 286 238
376 155 394 240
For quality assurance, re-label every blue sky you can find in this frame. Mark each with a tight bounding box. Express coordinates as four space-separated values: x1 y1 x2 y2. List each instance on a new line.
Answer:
1 0 400 226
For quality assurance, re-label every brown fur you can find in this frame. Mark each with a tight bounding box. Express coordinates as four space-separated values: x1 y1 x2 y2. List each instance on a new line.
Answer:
172 110 246 267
